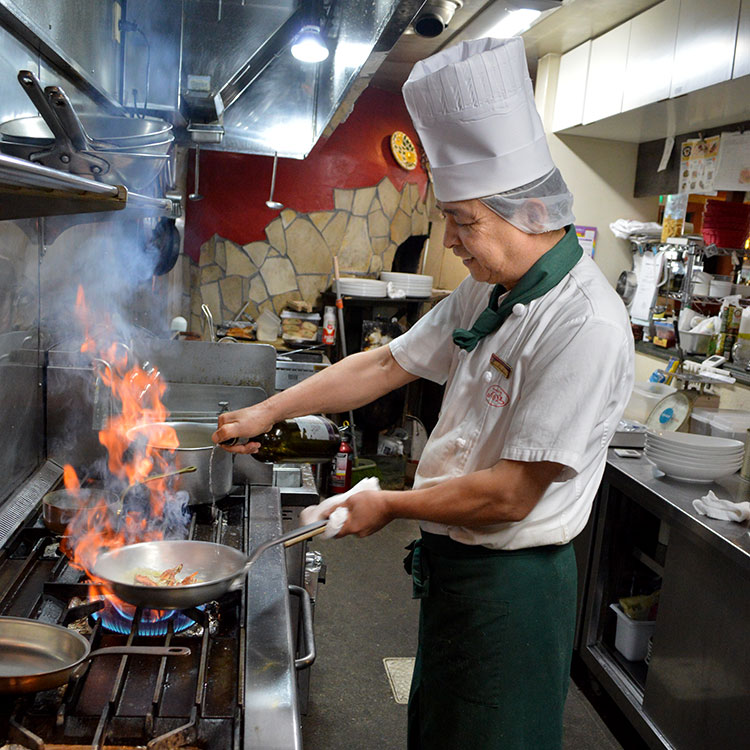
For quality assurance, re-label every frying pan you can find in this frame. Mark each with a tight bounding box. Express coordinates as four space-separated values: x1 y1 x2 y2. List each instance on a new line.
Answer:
90 520 328 610
42 488 120 536
0 616 190 694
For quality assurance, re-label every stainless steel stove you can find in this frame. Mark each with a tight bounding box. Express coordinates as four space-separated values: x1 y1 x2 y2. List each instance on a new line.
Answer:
0 464 314 750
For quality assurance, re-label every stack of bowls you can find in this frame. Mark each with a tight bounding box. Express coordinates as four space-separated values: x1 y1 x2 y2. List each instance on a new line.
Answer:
337 277 388 298
702 200 750 249
380 272 433 298
644 430 744 482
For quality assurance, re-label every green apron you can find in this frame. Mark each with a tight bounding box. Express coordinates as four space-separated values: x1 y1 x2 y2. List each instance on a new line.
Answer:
405 532 577 750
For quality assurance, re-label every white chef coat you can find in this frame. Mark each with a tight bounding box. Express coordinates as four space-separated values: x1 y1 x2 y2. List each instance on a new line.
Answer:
389 253 634 550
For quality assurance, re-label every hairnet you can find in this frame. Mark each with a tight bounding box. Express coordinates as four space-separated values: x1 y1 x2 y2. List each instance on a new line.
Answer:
480 167 575 234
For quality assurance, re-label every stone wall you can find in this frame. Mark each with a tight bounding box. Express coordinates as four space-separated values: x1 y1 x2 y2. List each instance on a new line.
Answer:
190 176 429 332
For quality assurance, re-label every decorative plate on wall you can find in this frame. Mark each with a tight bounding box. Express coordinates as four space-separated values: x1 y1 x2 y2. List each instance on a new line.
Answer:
390 131 417 171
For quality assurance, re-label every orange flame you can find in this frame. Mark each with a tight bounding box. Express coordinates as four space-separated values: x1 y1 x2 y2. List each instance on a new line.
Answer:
63 288 183 619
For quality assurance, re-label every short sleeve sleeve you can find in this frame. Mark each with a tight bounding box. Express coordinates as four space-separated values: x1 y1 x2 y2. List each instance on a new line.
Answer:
501 317 632 476
389 284 469 384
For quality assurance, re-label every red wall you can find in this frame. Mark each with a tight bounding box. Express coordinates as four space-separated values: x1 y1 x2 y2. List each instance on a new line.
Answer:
183 87 428 261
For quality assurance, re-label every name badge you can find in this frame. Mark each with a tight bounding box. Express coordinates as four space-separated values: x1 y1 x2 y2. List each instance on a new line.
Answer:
490 353 512 378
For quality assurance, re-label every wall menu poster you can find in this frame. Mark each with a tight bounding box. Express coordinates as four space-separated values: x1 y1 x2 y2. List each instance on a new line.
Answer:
575 226 596 258
679 136 720 195
714 131 750 191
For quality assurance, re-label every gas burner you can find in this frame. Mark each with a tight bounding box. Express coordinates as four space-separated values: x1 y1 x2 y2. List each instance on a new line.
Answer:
92 598 196 636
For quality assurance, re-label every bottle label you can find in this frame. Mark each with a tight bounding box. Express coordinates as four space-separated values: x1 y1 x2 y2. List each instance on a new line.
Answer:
291 416 338 441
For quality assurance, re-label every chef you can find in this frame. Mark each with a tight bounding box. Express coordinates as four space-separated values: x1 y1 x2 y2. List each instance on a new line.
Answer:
214 36 634 750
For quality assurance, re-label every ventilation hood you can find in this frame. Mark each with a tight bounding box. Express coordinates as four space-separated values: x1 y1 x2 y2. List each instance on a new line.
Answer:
179 0 425 159
0 0 424 163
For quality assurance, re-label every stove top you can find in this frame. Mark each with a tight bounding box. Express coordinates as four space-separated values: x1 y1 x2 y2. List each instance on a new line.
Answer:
0 481 304 750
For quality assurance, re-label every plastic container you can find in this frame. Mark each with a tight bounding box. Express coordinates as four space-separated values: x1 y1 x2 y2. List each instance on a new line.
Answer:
709 275 734 298
623 382 677 424
678 329 712 354
690 408 750 444
280 310 320 343
610 603 656 661
256 309 281 342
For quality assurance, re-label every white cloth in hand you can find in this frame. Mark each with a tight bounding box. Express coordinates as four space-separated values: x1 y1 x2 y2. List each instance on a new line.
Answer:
300 476 381 538
692 490 750 522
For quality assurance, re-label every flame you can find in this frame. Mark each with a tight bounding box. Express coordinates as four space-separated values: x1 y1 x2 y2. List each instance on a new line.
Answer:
63 287 185 620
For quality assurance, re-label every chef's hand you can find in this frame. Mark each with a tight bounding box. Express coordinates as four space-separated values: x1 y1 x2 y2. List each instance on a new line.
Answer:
333 490 393 538
212 406 274 454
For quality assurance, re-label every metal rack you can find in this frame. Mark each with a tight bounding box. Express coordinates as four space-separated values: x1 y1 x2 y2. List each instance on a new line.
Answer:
0 152 180 220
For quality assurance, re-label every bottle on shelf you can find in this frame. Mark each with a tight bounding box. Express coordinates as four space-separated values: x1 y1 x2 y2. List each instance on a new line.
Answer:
222 415 342 463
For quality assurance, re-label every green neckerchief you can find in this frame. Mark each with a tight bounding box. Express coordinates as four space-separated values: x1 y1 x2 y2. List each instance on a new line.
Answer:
452 225 582 352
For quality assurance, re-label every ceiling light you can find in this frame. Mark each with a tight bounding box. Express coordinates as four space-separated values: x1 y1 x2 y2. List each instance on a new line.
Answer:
485 8 541 38
291 25 329 63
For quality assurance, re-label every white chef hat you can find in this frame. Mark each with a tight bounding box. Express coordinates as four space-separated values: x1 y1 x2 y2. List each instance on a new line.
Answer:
402 36 574 232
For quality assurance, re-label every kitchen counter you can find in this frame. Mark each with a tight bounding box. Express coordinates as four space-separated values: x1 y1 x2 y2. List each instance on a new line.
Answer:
577 451 750 750
605 449 750 572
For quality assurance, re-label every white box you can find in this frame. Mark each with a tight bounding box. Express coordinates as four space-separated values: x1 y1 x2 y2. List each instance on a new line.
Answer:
610 603 656 661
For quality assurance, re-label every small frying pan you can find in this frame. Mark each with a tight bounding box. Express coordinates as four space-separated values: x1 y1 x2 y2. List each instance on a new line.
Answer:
90 520 328 610
0 616 190 694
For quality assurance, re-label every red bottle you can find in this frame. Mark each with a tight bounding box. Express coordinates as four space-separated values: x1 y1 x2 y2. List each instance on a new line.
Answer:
329 432 353 494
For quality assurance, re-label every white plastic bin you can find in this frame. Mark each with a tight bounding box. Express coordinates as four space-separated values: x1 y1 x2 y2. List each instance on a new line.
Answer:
690 408 750 444
609 603 656 661
623 382 677 424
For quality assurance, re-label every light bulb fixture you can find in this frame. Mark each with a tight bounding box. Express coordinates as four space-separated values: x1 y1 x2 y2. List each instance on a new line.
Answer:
291 25 329 63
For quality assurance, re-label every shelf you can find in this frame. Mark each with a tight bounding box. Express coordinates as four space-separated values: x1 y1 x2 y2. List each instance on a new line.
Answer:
0 152 180 220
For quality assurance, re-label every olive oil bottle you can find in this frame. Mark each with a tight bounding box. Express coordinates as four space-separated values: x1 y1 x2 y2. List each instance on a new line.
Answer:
224 415 342 463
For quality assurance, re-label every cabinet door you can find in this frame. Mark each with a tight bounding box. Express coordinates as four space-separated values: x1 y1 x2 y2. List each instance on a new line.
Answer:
670 0 741 97
623 0 680 111
583 22 631 124
734 0 750 78
552 41 591 132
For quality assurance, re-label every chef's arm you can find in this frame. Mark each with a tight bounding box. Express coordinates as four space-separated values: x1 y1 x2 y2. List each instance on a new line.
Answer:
337 459 564 537
213 346 418 450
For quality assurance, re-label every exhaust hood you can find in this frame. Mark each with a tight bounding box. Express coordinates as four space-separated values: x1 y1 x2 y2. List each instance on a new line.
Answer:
0 1 424 164
179 0 425 159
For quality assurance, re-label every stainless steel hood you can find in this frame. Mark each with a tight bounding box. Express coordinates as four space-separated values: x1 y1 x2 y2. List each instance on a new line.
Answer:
179 0 424 159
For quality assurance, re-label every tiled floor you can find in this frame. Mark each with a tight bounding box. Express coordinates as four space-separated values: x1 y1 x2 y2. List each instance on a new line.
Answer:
302 518 624 750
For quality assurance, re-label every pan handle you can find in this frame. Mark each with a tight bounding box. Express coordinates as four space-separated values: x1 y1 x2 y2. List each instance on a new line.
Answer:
244 520 328 568
289 584 316 670
87 645 191 659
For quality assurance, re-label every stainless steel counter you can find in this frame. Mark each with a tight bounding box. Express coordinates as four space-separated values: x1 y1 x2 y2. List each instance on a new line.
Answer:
605 450 750 572
245 485 303 750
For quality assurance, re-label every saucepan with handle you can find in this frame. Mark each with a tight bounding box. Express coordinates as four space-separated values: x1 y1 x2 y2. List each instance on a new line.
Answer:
89 520 328 610
0 616 190 694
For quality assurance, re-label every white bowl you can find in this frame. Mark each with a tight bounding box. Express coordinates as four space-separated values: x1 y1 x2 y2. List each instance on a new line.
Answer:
644 446 742 468
645 454 740 482
644 439 744 459
646 431 744 452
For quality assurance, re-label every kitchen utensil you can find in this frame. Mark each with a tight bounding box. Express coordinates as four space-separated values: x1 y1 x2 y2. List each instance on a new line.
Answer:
201 303 215 342
645 391 697 432
119 465 197 503
333 256 358 463
42 488 120 536
127 422 232 505
189 145 203 201
0 616 190 694
90 520 328 610
265 152 283 210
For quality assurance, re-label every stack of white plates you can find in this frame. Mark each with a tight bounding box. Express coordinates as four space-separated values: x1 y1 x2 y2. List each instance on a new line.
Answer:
380 272 433 298
337 277 388 298
644 431 744 483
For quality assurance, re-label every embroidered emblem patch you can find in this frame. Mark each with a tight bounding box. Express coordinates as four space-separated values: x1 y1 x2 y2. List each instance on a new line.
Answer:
485 385 509 407
490 353 512 378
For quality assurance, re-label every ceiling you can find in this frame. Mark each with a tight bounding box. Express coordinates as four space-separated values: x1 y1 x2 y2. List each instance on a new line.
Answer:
371 0 663 92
